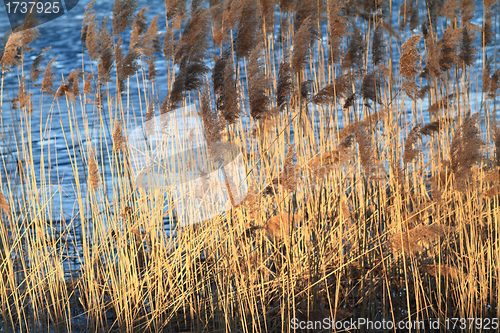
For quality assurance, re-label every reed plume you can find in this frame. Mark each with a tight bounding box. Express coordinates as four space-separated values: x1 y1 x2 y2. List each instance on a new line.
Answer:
404 125 422 163
113 121 126 152
294 0 321 32
81 1 100 60
142 16 163 59
175 7 209 68
481 185 500 199
248 43 270 120
88 149 101 190
354 126 378 177
425 37 442 78
488 69 500 98
372 23 385 67
276 58 293 111
390 224 454 255
0 32 22 69
312 72 352 104
235 0 260 59
439 25 460 72
400 34 422 100
200 85 221 143
13 76 31 111
399 0 419 31
327 0 349 64
258 0 276 33
458 24 476 67
218 56 241 124
308 134 354 177
0 192 10 215
279 0 295 12
450 113 483 191
97 18 114 84
112 0 139 36
167 62 209 111
482 0 495 46
41 57 57 95
361 70 382 103
55 83 74 102
165 0 187 21
424 264 462 280
30 47 51 84
342 23 364 70
83 73 94 95
273 144 299 192
292 17 317 74
420 121 442 136
130 7 149 49
266 213 291 240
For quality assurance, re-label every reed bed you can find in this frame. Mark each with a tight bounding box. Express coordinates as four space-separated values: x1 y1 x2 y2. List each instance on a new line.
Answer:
0 0 499 331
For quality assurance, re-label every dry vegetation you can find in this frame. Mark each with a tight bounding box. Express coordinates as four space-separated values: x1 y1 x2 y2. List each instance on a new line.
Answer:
0 0 500 331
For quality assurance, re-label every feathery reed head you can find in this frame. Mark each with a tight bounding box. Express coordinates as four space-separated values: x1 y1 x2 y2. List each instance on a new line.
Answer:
235 0 261 59
88 149 101 190
277 58 293 111
41 57 57 95
112 0 139 36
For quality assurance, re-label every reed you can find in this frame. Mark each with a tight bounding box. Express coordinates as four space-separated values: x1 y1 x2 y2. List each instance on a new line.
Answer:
0 0 499 331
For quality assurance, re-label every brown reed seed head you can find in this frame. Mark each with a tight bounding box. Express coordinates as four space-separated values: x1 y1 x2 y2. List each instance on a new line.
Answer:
83 73 94 95
327 0 348 64
342 23 364 70
201 85 221 143
88 149 101 190
420 121 441 136
439 25 461 72
389 224 454 255
13 76 32 111
0 192 10 215
130 7 149 49
404 125 422 164
113 121 126 152
292 17 317 74
41 57 57 95
112 0 139 36
265 213 291 240
248 42 271 120
142 16 163 59
277 59 293 111
97 18 114 84
219 57 240 124
458 24 476 67
361 70 382 103
235 0 260 59
372 23 386 67
424 264 461 280
30 47 51 83
481 185 500 199
0 32 23 69
400 34 422 79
